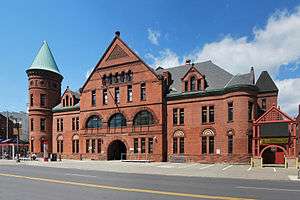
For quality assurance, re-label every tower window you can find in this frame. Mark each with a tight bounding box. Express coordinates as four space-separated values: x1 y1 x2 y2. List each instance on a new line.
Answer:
228 102 234 122
40 118 46 131
30 94 33 106
103 89 108 105
209 106 214 123
115 87 120 104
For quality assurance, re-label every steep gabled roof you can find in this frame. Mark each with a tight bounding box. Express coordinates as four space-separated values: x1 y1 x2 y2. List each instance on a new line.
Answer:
81 33 159 91
256 71 278 93
27 41 62 76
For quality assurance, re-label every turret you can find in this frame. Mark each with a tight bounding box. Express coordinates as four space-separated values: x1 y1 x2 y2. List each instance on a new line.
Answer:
26 41 63 157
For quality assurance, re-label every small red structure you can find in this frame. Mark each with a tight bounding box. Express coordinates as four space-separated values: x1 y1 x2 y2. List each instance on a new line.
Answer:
252 105 298 168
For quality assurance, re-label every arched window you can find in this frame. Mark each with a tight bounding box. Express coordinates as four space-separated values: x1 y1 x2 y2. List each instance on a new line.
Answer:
109 113 126 128
86 115 102 128
190 76 196 91
173 130 184 154
57 135 63 153
72 135 79 154
133 110 154 126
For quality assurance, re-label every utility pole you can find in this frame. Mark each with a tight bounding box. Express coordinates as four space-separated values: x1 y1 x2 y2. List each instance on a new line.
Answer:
6 111 8 139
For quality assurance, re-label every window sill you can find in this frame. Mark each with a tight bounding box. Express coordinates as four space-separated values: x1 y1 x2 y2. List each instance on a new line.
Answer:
227 121 234 123
202 122 215 125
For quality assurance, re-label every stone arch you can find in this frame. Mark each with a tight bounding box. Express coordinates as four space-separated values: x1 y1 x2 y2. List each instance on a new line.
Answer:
173 129 185 138
83 112 104 128
259 145 288 157
131 107 158 124
56 134 63 141
201 128 215 136
72 134 79 140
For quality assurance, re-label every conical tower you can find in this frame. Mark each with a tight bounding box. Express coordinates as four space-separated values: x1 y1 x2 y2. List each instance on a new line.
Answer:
26 41 63 157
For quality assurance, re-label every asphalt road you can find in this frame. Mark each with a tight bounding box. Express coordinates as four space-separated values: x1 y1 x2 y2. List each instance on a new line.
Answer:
0 165 299 200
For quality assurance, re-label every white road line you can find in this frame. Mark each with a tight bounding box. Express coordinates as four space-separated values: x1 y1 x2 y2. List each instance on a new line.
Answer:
198 164 215 170
247 166 252 171
222 165 233 171
65 173 97 178
236 186 300 192
273 168 276 172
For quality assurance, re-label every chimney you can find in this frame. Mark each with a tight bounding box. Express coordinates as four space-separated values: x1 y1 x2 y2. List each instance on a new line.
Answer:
115 31 120 37
299 104 300 114
185 59 191 65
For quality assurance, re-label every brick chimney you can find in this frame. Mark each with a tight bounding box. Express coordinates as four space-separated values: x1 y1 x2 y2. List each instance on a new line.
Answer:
185 59 191 65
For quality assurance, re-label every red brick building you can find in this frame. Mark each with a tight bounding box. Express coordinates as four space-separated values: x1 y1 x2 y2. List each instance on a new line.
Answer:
26 32 298 165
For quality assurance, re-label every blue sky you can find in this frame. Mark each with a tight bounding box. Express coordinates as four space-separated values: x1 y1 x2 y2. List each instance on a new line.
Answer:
1 0 300 115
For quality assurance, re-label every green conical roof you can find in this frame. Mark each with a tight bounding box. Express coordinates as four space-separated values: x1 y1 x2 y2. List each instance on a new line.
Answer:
28 41 61 75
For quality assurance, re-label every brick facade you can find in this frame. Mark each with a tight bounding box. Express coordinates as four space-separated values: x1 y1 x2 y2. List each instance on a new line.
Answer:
27 32 282 163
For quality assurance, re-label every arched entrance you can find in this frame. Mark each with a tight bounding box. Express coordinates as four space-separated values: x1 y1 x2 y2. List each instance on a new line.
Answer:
260 145 287 165
107 140 127 160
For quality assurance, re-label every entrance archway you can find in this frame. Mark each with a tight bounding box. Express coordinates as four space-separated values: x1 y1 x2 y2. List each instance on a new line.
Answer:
260 145 287 165
107 140 127 160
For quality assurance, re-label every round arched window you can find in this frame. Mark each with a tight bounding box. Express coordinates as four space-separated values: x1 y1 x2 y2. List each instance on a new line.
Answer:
86 115 102 128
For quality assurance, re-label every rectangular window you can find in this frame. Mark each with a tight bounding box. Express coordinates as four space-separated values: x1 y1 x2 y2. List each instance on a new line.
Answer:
248 102 253 120
57 141 60 153
179 108 184 125
40 94 46 107
76 117 79 130
41 140 44 153
173 137 178 154
56 119 59 132
134 138 139 153
60 119 64 132
60 141 64 153
40 118 46 131
91 139 96 153
103 89 108 105
248 134 253 154
184 81 188 92
76 140 79 153
72 118 75 131
30 118 34 131
209 136 214 154
31 139 34 153
115 87 120 104
201 137 207 154
228 135 233 154
72 140 75 153
228 102 234 122
140 83 146 101
209 106 214 123
173 108 178 125
97 139 101 153
30 94 33 106
179 137 184 154
261 98 266 110
148 138 153 154
127 85 132 102
86 139 90 153
202 106 207 123
91 90 96 106
141 138 146 154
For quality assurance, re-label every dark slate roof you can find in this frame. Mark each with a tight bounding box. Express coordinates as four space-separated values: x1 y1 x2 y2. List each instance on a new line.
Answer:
256 71 278 93
52 102 80 113
69 90 80 100
156 61 256 96
156 61 234 94
225 73 253 88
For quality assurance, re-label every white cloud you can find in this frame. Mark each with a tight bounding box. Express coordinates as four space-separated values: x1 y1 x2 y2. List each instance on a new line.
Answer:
189 7 300 75
145 49 180 69
145 7 300 115
147 28 161 45
276 78 300 117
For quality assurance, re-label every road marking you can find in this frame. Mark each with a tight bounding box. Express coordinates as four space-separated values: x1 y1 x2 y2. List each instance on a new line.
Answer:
222 165 233 171
198 164 215 170
236 186 300 192
273 168 276 172
247 166 252 171
65 173 97 178
0 173 254 200
288 175 300 181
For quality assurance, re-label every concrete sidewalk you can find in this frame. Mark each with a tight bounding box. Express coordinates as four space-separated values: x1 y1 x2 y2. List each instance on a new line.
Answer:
1 159 299 181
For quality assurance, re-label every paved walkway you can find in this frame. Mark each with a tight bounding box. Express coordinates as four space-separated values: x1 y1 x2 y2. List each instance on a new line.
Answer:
0 159 299 181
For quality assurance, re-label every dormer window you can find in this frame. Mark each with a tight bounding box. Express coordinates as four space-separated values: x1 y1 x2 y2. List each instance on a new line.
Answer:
197 79 202 91
184 81 188 92
190 76 196 91
66 95 69 107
